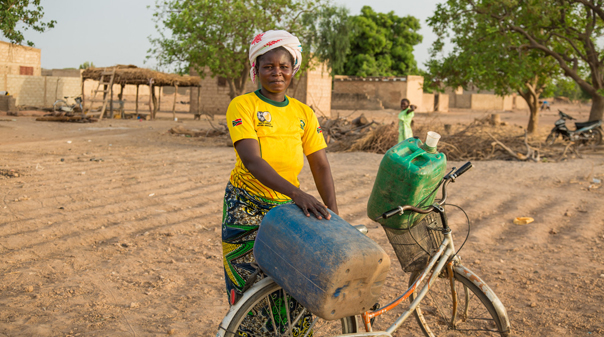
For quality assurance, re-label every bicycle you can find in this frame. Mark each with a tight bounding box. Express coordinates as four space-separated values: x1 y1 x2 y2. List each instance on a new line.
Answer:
216 162 511 337
52 95 83 115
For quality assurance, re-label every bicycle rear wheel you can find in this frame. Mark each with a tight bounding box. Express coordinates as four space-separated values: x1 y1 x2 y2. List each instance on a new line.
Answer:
409 266 510 336
222 278 357 337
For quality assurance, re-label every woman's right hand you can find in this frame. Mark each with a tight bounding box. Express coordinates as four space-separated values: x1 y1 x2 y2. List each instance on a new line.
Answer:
291 189 331 220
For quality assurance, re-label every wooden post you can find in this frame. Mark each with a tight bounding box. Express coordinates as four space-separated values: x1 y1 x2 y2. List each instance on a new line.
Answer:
119 84 125 118
172 84 178 121
135 84 139 114
158 86 162 111
197 87 201 116
81 78 85 111
149 79 155 120
109 82 114 119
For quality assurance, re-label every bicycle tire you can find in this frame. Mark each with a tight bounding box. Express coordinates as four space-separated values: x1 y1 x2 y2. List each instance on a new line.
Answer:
409 266 510 337
222 278 357 337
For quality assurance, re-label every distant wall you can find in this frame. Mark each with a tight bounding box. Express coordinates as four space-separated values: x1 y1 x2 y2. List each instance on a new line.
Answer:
333 76 408 110
1 75 80 106
471 93 505 110
451 94 471 109
405 76 425 111
514 95 529 110
42 69 82 78
503 95 514 110
435 94 449 112
421 93 435 113
331 93 384 110
0 95 16 111
304 62 332 116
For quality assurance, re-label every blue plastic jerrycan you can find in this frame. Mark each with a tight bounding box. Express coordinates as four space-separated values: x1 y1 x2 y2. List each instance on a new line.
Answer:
254 204 390 320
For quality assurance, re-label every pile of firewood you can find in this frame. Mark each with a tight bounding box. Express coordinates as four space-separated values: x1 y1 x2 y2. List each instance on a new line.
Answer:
319 114 581 162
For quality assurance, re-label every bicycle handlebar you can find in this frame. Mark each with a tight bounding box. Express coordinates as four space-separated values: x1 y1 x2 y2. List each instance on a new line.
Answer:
374 161 473 221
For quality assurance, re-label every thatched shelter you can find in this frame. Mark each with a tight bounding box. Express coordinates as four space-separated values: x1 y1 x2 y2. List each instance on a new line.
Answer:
81 65 201 120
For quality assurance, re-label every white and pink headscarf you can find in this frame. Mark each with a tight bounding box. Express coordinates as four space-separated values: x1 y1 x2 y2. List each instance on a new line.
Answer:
249 30 303 84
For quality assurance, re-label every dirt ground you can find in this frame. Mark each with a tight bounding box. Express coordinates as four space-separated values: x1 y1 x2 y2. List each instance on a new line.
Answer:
1 107 603 336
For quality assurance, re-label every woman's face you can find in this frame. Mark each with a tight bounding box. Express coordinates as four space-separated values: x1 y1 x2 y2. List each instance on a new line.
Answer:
257 49 293 95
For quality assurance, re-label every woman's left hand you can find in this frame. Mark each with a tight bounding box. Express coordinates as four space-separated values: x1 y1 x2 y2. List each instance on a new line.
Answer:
291 189 331 220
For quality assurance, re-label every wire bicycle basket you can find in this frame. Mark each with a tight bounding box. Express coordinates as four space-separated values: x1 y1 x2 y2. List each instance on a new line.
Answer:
382 212 444 272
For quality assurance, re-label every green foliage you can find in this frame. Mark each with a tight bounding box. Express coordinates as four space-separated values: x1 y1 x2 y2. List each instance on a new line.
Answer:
301 4 352 76
425 1 559 97
78 61 95 69
439 0 604 121
425 0 565 132
545 78 592 102
344 6 422 77
0 0 55 46
148 0 325 98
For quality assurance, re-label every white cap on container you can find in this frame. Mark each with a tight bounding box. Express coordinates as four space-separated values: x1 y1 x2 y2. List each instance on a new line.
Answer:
426 131 441 148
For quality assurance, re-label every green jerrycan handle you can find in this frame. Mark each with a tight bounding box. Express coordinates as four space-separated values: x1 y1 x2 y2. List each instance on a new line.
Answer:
404 148 427 169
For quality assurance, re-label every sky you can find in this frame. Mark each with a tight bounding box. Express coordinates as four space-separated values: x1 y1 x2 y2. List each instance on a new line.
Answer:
14 0 444 70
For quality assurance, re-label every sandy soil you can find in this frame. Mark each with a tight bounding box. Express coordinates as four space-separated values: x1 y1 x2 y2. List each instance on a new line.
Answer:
1 109 603 336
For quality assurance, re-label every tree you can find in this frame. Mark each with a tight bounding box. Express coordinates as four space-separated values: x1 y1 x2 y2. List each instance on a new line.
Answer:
301 5 352 76
149 0 325 99
344 6 422 77
426 3 561 133
448 0 604 122
0 0 55 46
79 61 95 69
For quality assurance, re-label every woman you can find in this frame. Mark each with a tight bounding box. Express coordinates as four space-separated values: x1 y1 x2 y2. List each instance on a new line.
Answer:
222 30 337 306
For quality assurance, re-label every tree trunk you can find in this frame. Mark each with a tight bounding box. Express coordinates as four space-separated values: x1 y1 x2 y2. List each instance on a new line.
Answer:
227 64 251 100
518 88 540 134
589 94 604 121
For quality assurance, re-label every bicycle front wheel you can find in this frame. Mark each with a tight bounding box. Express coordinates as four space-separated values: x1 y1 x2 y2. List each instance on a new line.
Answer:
222 278 357 337
409 265 510 336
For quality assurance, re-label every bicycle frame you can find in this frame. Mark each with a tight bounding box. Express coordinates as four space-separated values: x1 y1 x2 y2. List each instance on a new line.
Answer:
327 231 456 337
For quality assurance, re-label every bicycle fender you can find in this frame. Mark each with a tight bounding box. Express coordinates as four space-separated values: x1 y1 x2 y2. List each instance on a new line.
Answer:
215 277 275 337
454 264 511 334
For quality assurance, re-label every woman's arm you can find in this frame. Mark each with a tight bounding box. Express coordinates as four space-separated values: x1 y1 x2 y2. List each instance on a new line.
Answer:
234 139 331 220
306 149 338 215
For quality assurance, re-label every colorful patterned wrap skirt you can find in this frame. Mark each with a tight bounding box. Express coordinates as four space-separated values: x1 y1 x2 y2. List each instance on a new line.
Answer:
221 182 314 335
221 182 290 305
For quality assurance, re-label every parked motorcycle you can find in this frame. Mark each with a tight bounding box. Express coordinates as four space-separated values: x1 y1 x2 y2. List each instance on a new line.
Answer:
546 110 603 146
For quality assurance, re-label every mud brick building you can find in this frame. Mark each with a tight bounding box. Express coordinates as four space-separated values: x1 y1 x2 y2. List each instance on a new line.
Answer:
0 41 41 77
0 42 82 107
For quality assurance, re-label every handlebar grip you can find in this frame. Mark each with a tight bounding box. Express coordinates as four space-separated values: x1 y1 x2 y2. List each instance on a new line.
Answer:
376 207 403 221
453 162 473 179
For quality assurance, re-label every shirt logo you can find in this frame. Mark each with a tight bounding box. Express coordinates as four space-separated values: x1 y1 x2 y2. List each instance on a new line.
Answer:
257 111 273 127
317 126 322 134
300 120 306 130
232 118 242 127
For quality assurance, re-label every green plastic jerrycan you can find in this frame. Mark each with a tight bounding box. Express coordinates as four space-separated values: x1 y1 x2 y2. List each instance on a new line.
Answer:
367 133 447 229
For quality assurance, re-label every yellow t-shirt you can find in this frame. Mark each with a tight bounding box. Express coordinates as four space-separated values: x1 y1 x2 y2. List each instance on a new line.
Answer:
227 90 327 202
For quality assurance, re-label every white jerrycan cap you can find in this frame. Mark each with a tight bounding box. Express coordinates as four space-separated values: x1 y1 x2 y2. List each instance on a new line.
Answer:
425 131 441 148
